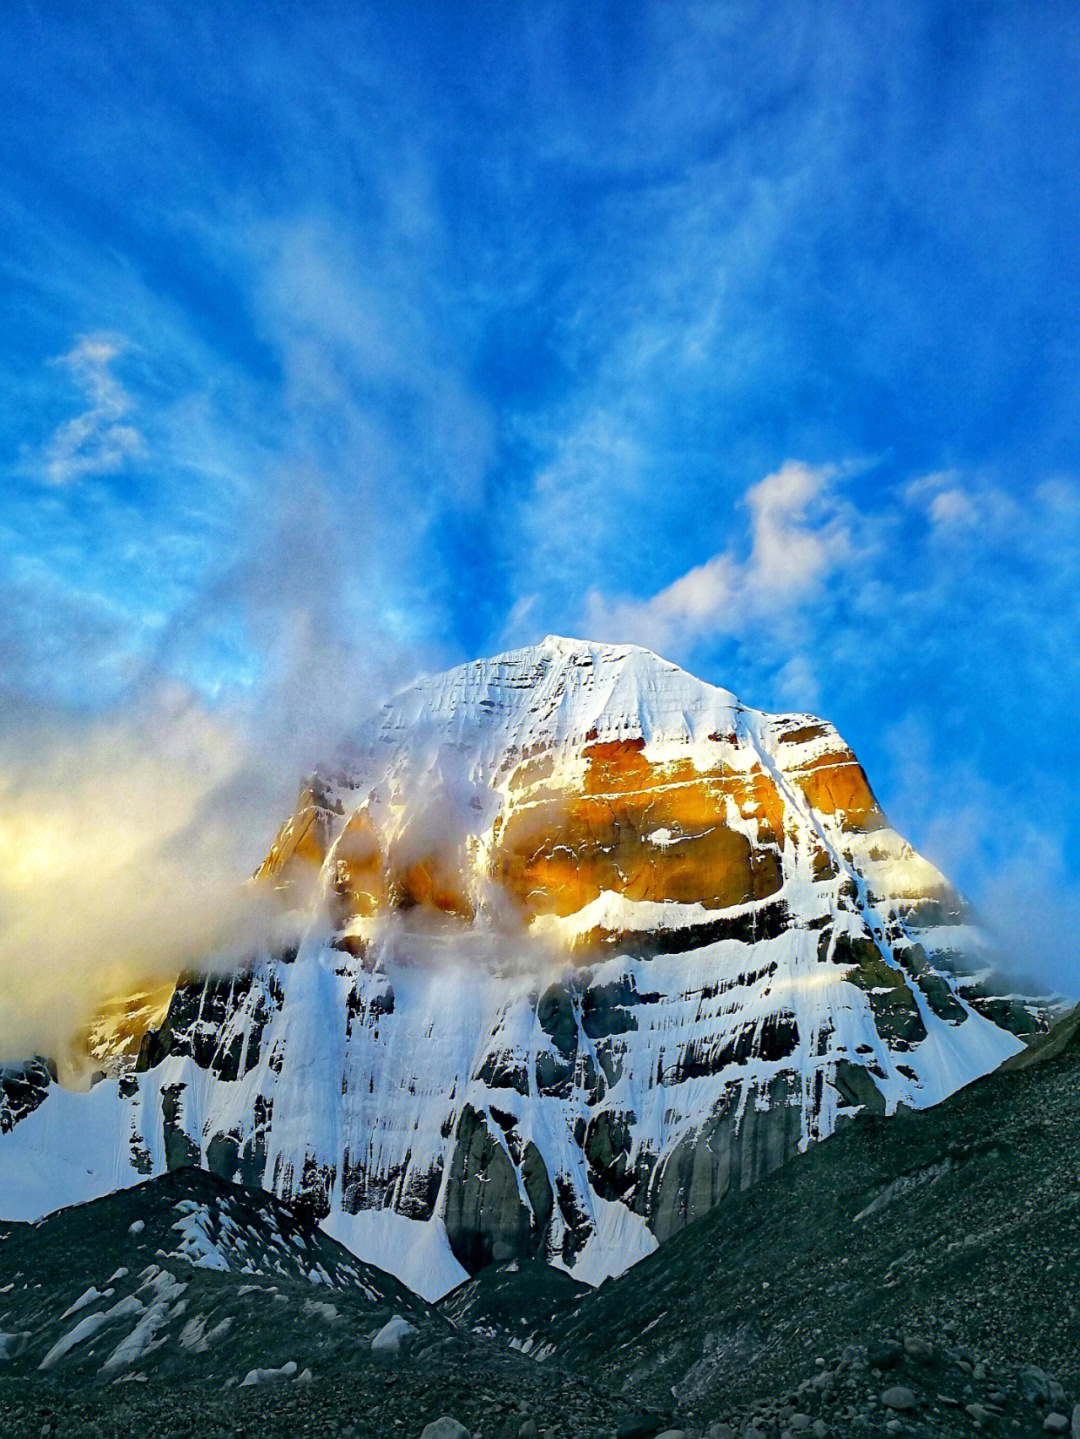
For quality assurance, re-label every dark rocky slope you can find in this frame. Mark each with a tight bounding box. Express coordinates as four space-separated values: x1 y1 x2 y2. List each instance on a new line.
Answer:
0 1169 657 1439
521 1004 1080 1433
439 1259 589 1354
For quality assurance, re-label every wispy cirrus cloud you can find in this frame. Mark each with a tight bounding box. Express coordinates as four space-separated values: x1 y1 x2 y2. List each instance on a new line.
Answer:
39 334 145 486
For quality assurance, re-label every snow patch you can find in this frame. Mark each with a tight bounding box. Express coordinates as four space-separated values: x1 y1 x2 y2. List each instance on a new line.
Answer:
322 1209 466 1304
167 1202 230 1271
61 1285 111 1319
39 1310 114 1369
240 1359 298 1386
179 1314 233 1351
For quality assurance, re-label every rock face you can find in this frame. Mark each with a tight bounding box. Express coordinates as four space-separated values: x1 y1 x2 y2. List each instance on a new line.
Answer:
0 638 1053 1298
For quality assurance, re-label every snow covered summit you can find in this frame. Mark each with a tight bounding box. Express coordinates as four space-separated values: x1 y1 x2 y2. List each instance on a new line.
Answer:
0 638 1052 1299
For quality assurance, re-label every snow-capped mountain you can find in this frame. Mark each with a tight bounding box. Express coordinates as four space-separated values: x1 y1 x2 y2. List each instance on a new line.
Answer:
0 638 1050 1300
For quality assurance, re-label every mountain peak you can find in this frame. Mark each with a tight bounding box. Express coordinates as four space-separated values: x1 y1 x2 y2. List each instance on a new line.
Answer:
371 634 744 760
535 633 663 661
539 632 598 651
0 637 1054 1302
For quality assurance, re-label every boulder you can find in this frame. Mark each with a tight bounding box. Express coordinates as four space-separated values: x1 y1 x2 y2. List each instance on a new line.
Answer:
902 1336 934 1364
371 1315 416 1355
881 1387 916 1412
420 1421 470 1439
1021 1366 1053 1406
868 1340 903 1370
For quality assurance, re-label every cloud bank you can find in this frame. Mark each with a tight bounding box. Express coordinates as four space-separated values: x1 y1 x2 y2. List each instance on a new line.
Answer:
0 691 279 1071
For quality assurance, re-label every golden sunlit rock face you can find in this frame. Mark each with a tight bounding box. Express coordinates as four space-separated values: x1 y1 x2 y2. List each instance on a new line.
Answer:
492 737 784 917
388 856 475 920
85 979 177 1069
260 785 476 922
785 745 885 832
254 784 336 899
329 810 385 918
252 723 889 938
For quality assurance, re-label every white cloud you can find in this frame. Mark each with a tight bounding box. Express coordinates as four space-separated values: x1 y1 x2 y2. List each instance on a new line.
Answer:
744 461 850 596
903 469 1017 538
774 653 822 710
928 487 979 528
0 688 291 1074
584 460 853 654
41 334 146 486
499 592 540 647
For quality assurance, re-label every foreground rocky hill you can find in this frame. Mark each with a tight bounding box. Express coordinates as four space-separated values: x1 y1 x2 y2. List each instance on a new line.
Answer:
0 1169 644 1439
0 639 1052 1297
0 1167 439 1384
448 1006 1080 1436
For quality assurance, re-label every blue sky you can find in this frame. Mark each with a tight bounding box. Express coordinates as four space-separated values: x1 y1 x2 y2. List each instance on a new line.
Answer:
2 1 1079 984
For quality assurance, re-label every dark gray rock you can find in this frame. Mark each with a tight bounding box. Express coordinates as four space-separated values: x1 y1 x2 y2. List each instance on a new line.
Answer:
902 1336 934 1364
867 1340 902 1370
1021 1366 1053 1406
443 1106 538 1271
647 1073 802 1243
880 1387 916 1412
0 1056 53 1134
615 1413 667 1439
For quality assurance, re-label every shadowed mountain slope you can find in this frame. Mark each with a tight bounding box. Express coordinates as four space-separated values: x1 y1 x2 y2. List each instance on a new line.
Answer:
517 1005 1080 1433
